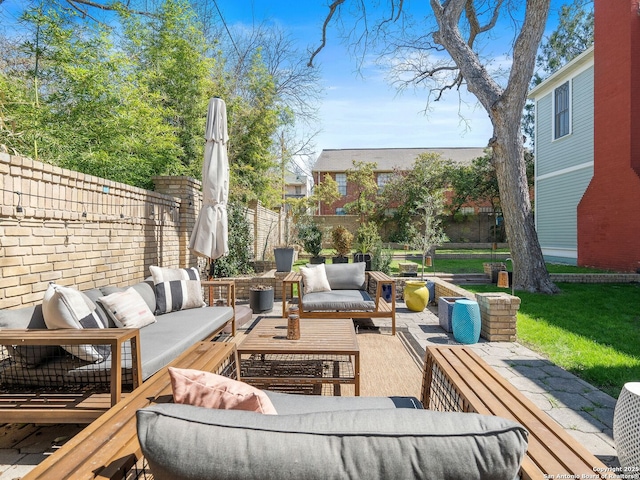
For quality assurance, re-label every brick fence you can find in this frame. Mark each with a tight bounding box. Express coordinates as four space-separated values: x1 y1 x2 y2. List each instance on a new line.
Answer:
0 153 285 310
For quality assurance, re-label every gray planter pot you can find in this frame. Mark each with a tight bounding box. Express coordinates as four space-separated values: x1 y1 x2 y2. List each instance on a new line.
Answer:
274 248 295 272
353 253 372 271
249 287 274 313
438 296 467 333
332 256 349 264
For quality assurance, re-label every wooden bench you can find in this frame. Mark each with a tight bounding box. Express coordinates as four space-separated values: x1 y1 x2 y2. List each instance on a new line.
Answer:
422 345 610 480
22 341 237 480
281 270 397 335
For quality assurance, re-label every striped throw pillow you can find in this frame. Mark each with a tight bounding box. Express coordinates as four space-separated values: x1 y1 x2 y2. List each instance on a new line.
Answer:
150 266 206 315
42 283 110 363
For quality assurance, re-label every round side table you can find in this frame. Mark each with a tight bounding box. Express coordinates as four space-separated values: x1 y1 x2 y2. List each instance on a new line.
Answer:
614 382 640 471
452 299 481 344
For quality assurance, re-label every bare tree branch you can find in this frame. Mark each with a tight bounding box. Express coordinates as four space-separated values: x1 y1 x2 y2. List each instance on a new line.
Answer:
63 0 151 17
308 0 347 67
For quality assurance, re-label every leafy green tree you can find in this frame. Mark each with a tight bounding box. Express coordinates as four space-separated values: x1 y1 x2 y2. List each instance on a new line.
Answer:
0 5 197 188
537 0 594 79
123 0 213 177
447 151 534 215
344 160 378 222
210 202 254 278
0 72 41 156
227 51 282 207
408 196 448 279
375 153 450 242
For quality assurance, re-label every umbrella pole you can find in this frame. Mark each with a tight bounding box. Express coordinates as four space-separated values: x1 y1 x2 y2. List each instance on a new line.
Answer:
208 259 224 306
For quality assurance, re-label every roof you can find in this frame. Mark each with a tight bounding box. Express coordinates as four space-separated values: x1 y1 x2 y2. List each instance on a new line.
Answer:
313 147 487 173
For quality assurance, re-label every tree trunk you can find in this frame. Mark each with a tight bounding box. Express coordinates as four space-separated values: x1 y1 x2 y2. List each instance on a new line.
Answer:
491 114 559 293
431 0 558 293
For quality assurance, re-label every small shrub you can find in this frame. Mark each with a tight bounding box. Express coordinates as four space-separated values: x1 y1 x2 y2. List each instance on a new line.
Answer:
297 221 323 257
210 202 254 277
354 222 381 254
331 225 353 257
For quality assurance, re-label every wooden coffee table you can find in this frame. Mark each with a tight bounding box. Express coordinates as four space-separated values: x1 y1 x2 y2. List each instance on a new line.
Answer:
237 318 360 396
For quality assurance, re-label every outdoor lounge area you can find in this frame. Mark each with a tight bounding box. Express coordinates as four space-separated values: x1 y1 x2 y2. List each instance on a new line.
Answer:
1 143 635 479
0 276 624 479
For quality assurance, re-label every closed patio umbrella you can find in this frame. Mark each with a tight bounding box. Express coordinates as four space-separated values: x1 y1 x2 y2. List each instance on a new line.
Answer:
189 97 230 262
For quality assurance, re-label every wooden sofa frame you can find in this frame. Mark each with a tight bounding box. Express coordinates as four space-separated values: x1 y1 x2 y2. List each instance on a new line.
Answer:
281 270 397 335
23 344 611 480
422 346 610 480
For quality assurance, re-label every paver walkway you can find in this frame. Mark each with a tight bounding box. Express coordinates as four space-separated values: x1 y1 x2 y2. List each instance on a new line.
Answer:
0 299 620 478
389 301 619 467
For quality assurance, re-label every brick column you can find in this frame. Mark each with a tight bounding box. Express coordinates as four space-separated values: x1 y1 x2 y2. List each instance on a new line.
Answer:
153 176 202 269
578 1 640 273
476 292 520 342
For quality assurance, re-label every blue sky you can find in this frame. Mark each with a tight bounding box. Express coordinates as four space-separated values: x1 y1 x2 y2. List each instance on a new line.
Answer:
215 1 569 158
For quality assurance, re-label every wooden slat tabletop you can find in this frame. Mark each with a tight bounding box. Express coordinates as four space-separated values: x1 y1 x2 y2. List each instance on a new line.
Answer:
237 318 358 356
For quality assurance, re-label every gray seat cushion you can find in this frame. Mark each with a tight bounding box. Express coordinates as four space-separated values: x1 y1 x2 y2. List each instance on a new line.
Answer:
302 289 375 311
137 403 528 480
265 391 422 413
138 306 233 379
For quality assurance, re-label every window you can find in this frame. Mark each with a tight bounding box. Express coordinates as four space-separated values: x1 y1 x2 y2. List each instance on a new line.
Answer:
335 208 346 215
294 186 301 195
335 173 347 196
554 81 570 139
377 173 391 193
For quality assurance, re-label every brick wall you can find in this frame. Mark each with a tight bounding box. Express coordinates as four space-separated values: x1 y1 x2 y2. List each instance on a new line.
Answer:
0 153 187 310
250 200 283 260
0 153 285 309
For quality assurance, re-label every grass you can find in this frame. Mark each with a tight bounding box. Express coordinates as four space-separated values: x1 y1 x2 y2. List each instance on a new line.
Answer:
386 257 612 275
294 251 637 396
465 283 640 398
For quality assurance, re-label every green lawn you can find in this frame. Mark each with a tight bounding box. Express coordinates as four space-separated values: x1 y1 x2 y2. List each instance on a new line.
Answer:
296 252 638 397
387 257 612 275
466 283 640 398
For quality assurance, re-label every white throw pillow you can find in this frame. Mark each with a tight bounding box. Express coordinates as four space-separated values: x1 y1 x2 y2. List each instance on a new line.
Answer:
300 264 332 294
42 283 110 363
98 288 156 329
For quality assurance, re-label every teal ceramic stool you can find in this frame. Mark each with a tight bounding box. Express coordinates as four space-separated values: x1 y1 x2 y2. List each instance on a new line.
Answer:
452 299 481 344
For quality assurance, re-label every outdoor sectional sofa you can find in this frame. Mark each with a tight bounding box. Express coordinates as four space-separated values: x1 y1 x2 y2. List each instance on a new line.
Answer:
0 270 234 423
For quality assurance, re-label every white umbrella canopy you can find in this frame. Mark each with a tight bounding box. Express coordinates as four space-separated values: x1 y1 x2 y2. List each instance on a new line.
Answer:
189 97 230 261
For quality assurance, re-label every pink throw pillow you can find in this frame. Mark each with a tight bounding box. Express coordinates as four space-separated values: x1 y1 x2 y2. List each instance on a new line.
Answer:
168 367 277 415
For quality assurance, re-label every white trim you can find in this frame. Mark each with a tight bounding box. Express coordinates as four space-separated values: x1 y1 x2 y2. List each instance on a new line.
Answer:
542 247 578 259
529 46 594 99
536 161 593 181
552 80 572 141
